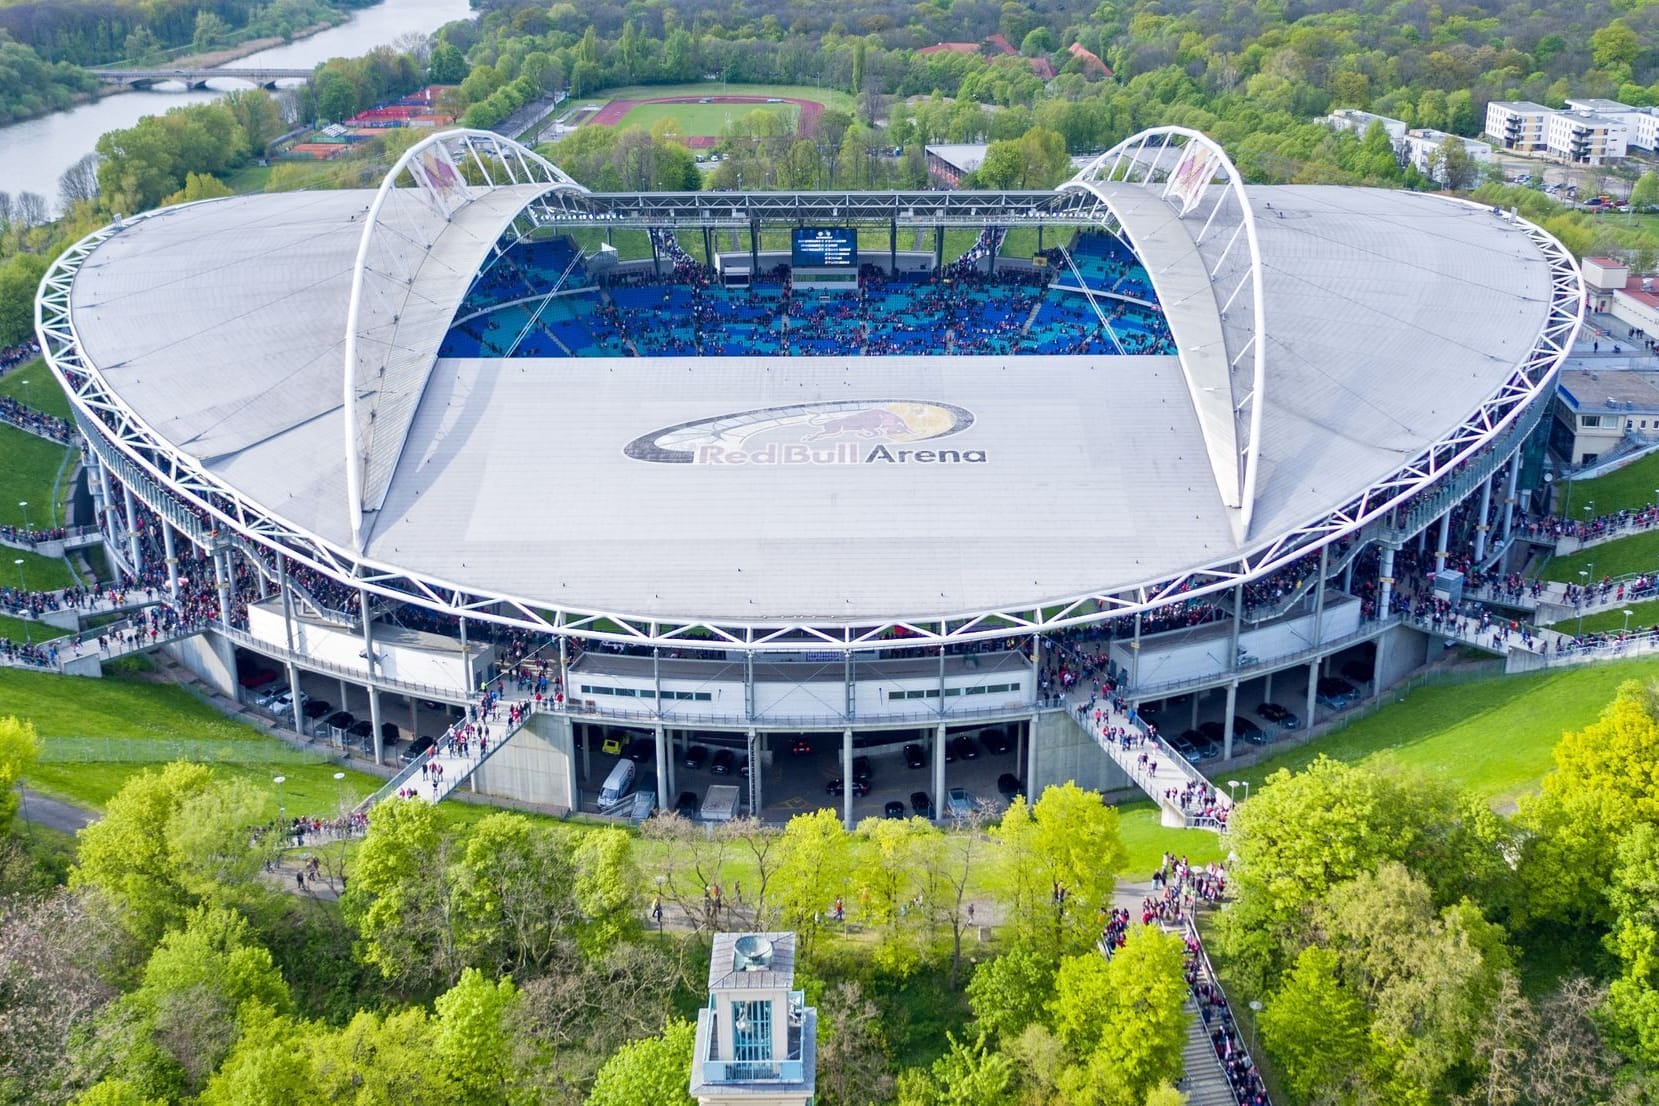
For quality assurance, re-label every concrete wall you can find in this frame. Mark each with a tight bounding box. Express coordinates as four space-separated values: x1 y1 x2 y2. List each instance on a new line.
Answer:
470 711 575 811
246 602 483 690
1375 624 1430 691
1028 710 1129 795
167 631 238 696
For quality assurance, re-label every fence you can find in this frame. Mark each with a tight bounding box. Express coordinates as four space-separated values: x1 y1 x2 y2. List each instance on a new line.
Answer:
38 735 337 765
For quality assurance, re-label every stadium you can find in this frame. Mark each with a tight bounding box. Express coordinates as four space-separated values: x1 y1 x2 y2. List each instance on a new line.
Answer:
35 125 1582 824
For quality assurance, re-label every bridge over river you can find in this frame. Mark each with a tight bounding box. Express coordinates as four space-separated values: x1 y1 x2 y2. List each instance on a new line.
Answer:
94 67 313 89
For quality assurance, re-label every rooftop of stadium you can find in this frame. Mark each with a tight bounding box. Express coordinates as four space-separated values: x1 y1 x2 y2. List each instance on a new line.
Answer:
50 130 1560 629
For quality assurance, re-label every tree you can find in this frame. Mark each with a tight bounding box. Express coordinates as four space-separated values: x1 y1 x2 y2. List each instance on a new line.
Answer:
1259 947 1369 1103
1049 927 1188 1106
122 27 162 66
0 717 40 832
194 1006 318 1106
851 815 939 975
433 969 520 1106
897 1033 1015 1106
429 42 470 85
993 782 1126 956
452 812 576 975
191 12 229 54
584 1019 695 1106
1430 136 1477 191
0 253 48 349
1592 22 1641 77
975 127 1070 189
966 944 1058 1043
771 809 854 955
817 981 894 1106
572 828 641 958
339 797 463 988
1633 172 1659 210
58 154 100 211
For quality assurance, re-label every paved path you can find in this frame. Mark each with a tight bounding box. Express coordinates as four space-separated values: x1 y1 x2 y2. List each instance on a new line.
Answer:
17 787 95 833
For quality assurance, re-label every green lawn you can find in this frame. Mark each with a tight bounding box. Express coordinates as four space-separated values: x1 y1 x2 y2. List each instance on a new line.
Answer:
0 361 73 422
596 82 856 113
616 100 797 138
1575 598 1659 634
5 548 77 591
0 423 74 529
1540 529 1659 582
1221 656 1659 808
1116 801 1225 876
1565 450 1659 516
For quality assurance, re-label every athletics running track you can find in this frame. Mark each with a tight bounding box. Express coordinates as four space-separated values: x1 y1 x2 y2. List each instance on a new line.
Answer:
588 94 824 148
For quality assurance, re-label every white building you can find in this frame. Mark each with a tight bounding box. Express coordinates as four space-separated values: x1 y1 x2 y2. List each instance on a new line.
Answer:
1323 109 1407 146
692 933 815 1106
1546 111 1629 165
1486 101 1552 153
1403 128 1493 182
1564 98 1659 150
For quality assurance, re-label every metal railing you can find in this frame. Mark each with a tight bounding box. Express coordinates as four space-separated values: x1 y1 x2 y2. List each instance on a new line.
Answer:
1126 616 1403 700
1378 405 1540 545
699 1059 805 1084
1182 915 1271 1106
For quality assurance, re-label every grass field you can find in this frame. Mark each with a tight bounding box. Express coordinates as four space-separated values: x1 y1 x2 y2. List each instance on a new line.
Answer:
1566 450 1659 516
593 82 855 113
5 548 77 591
1541 529 1659 582
0 423 73 530
1576 598 1659 634
0 361 73 422
616 100 797 137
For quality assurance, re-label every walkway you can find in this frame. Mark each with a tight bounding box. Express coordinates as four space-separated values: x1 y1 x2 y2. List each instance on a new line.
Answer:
356 697 538 813
1064 686 1230 832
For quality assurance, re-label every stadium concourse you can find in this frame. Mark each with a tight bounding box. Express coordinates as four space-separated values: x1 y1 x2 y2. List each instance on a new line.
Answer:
30 124 1583 836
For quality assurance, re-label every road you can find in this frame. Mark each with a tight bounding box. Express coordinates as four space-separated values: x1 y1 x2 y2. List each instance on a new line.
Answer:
18 787 95 833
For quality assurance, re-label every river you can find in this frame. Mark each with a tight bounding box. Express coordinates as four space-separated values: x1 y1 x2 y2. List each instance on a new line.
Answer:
0 0 475 210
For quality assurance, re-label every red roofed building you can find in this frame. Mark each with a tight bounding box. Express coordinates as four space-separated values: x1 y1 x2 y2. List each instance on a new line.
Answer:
985 33 1018 56
1028 57 1056 79
1067 42 1113 79
918 41 980 56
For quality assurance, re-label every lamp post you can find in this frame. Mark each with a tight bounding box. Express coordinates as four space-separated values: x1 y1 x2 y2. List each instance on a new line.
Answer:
1624 608 1635 636
1578 569 1591 636
1247 999 1263 1055
273 774 287 826
17 501 27 532
333 770 346 816
1226 779 1238 805
13 558 29 644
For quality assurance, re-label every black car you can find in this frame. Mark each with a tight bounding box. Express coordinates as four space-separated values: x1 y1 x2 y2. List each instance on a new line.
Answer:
1256 702 1300 729
624 738 655 763
903 743 927 769
674 791 699 818
983 729 1013 756
1170 734 1202 764
683 744 709 770
1197 721 1225 745
951 735 981 760
399 735 435 764
1316 677 1360 709
996 773 1024 800
301 699 332 720
710 749 736 775
851 756 873 782
825 777 871 797
789 737 813 756
883 800 907 819
323 710 355 732
381 722 401 746
1340 659 1373 686
346 719 375 744
1232 716 1267 745
910 790 932 816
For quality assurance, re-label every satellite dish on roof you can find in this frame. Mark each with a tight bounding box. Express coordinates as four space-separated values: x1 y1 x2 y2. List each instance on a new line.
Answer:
733 935 774 971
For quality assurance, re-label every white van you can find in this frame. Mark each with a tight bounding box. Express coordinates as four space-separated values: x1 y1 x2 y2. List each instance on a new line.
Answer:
598 759 637 807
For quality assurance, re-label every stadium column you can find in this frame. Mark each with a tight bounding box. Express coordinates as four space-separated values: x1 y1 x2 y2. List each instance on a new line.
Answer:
1305 660 1319 730
745 651 756 722
278 553 303 735
932 722 946 822
747 728 761 815
889 219 897 274
459 617 473 693
161 521 179 601
1378 544 1397 618
1030 632 1042 707
1474 475 1495 561
212 544 231 625
934 226 944 273
748 220 759 280
702 227 714 268
122 483 143 574
842 728 854 829
648 231 661 278
93 456 116 549
654 723 669 802
359 587 384 765
1435 509 1451 571
1502 459 1521 542
844 651 855 723
1223 682 1238 760
1305 543 1329 730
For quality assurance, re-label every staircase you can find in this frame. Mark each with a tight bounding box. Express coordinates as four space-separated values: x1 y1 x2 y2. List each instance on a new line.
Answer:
1180 996 1242 1106
1064 689 1230 831
356 699 537 812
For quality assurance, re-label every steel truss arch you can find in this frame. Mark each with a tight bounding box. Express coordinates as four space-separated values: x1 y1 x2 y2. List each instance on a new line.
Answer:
37 188 1580 658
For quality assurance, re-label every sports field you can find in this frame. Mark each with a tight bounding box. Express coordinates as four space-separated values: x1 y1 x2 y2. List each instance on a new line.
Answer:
589 93 823 148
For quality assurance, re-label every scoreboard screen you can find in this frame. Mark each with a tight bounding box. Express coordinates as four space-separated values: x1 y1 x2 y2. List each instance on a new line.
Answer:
791 227 858 268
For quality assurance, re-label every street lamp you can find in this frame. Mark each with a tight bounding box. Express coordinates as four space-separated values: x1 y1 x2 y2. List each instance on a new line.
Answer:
16 501 27 531
333 770 346 816
273 774 287 825
1579 569 1591 635
1625 608 1635 635
1228 778 1249 803
12 558 28 644
1247 999 1264 1054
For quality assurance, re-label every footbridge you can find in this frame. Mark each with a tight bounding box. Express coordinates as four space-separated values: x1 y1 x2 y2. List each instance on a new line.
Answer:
95 67 312 90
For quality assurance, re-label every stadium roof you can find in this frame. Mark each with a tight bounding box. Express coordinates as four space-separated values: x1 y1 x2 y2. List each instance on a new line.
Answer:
56 131 1563 629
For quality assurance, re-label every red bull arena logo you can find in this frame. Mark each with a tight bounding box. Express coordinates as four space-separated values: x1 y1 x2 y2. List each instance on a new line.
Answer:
623 400 984 465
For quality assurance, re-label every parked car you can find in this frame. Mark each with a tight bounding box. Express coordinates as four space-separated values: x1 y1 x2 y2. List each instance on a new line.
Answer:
624 738 655 763
996 773 1024 800
903 743 927 769
789 737 813 756
1232 716 1267 745
683 744 709 770
323 710 355 733
1339 660 1373 686
944 787 977 818
1316 677 1360 709
883 801 907 819
951 735 980 760
825 777 871 797
381 722 401 747
1256 702 1300 729
600 735 625 756
710 749 736 775
269 688 309 712
674 791 699 818
1170 733 1203 764
851 756 872 782
399 735 435 764
910 790 932 816
301 699 331 720
983 729 1013 755
346 719 374 744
